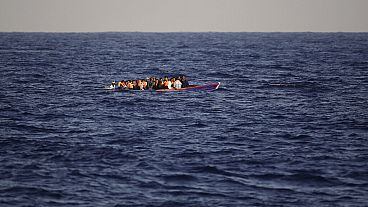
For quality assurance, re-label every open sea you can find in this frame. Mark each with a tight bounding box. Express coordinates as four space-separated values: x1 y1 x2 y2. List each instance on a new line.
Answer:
0 32 367 206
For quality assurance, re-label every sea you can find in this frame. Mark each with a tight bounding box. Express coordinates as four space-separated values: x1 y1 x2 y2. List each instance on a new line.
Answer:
0 32 367 206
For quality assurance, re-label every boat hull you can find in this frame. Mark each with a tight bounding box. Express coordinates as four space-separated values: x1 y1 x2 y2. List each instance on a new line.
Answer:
156 82 220 92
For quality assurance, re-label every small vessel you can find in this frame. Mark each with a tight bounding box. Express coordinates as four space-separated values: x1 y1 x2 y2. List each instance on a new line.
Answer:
105 82 221 92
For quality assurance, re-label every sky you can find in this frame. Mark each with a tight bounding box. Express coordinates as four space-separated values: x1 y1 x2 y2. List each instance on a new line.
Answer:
0 0 367 32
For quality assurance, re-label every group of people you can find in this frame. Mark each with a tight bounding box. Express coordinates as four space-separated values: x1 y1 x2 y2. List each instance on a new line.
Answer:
109 75 189 90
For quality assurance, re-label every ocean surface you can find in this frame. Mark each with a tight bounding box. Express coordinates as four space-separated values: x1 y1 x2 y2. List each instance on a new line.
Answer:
0 32 367 206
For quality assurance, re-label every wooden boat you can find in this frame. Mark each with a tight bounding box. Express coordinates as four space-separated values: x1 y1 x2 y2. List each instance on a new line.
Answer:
105 82 221 92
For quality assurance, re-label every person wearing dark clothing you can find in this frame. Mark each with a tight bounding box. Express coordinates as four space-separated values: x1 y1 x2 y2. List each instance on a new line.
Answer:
158 78 164 89
153 79 159 90
181 76 189 88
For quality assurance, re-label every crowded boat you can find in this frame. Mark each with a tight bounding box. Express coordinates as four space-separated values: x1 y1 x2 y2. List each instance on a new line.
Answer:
109 75 189 90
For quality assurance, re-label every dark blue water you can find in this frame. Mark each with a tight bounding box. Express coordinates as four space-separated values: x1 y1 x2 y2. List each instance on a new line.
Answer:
1 32 367 206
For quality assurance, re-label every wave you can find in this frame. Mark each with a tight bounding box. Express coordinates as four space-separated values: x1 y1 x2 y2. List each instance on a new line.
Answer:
0 186 63 199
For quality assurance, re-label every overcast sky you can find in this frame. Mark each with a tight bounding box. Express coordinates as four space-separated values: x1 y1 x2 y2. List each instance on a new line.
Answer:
0 0 367 32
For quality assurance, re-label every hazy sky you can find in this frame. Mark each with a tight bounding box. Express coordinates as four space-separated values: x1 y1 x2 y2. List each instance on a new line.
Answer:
1 0 367 32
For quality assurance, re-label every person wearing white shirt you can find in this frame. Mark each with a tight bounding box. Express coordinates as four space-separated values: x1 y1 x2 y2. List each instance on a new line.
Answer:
174 79 182 89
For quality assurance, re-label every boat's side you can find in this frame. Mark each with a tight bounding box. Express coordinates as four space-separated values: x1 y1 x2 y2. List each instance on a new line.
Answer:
105 82 221 92
156 82 220 92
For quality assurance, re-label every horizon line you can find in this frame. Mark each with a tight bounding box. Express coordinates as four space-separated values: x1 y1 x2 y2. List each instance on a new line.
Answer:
1 31 368 33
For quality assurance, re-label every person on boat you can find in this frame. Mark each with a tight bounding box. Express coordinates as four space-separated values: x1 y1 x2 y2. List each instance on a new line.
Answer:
163 77 168 88
145 78 151 89
152 79 157 90
118 80 126 89
139 79 145 90
181 76 189 88
148 77 157 89
132 80 138 90
136 80 140 90
137 80 144 90
153 79 159 90
127 80 134 89
118 80 127 89
164 76 172 89
142 79 148 90
158 78 164 89
173 78 182 89
109 81 116 89
151 77 157 89
170 78 175 88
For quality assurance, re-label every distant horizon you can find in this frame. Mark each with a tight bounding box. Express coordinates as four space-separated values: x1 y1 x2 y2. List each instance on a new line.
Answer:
1 0 368 32
1 31 368 33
